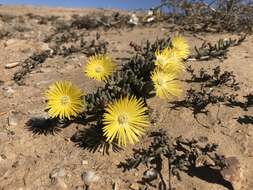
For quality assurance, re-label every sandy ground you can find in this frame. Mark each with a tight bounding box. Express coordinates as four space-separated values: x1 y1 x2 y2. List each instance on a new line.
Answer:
0 5 252 190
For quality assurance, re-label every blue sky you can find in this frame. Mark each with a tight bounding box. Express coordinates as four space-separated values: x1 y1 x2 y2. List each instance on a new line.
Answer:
0 0 161 10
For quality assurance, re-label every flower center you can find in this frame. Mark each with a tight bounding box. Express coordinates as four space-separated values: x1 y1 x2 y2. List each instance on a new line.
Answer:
157 56 167 66
157 76 166 86
118 113 128 125
95 65 104 73
60 96 70 105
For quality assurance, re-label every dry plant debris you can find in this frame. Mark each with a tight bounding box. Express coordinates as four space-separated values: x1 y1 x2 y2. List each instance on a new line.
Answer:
159 0 253 33
70 13 132 29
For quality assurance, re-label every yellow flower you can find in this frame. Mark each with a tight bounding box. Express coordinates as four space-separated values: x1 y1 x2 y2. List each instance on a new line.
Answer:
171 35 190 59
151 69 182 99
166 48 185 72
155 47 170 68
155 48 185 73
102 96 149 147
84 54 115 81
45 81 84 120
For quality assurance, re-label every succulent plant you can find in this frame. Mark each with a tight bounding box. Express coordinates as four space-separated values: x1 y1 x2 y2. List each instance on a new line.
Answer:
84 38 172 115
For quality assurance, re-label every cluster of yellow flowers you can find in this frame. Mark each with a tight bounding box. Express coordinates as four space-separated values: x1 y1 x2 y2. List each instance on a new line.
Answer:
151 35 190 99
44 35 189 147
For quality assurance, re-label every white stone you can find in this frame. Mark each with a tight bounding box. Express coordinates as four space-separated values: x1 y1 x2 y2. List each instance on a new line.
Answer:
81 170 100 186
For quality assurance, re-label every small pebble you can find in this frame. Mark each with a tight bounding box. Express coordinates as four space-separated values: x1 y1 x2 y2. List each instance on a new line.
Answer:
50 168 66 178
5 62 20 69
221 157 242 190
41 43 53 53
81 160 88 165
129 183 139 190
51 177 68 190
143 168 158 181
8 111 20 126
3 87 15 98
81 170 100 186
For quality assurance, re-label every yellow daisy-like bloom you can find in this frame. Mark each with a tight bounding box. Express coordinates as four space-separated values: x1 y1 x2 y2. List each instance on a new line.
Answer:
171 35 190 59
155 47 171 68
151 69 182 99
45 81 84 120
155 48 185 73
165 48 185 73
102 96 149 147
84 54 115 81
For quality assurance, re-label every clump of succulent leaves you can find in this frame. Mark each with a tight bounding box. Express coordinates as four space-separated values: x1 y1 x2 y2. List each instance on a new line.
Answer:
85 38 171 115
49 33 109 57
70 12 132 30
13 33 109 85
186 65 239 89
189 35 246 61
170 64 241 122
13 50 52 85
226 93 253 110
118 129 227 189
